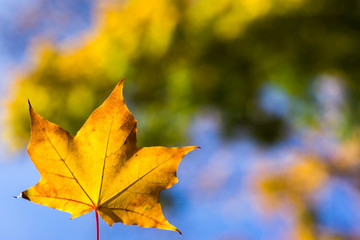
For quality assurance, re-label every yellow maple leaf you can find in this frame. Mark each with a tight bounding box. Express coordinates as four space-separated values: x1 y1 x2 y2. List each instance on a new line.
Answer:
19 79 198 235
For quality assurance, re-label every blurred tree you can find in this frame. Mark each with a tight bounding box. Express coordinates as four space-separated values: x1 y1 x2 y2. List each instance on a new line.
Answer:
5 0 360 148
257 131 360 240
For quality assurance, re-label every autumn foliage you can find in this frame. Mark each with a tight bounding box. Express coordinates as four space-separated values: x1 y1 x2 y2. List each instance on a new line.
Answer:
20 80 197 235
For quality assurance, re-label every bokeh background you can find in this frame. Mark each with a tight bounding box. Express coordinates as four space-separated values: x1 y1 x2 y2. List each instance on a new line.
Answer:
1 0 360 239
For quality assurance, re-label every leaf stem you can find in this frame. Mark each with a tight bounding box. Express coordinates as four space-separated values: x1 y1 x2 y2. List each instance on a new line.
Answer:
95 209 99 240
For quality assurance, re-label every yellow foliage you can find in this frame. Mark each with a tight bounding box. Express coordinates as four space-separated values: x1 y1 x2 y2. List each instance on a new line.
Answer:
21 80 198 232
6 0 307 148
287 156 328 194
259 156 328 201
295 224 316 240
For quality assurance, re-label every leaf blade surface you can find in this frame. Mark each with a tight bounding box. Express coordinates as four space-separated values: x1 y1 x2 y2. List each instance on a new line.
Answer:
21 79 198 233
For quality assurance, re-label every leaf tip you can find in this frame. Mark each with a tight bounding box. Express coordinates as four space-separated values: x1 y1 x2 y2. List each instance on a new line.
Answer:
14 192 30 201
27 99 32 110
176 228 182 235
187 146 201 152
118 78 126 86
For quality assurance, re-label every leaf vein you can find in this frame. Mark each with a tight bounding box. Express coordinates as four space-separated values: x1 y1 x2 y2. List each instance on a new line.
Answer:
100 156 173 206
36 122 95 206
29 195 94 208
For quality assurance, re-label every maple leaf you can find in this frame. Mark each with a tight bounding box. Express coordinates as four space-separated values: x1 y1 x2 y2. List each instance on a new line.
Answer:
19 79 198 234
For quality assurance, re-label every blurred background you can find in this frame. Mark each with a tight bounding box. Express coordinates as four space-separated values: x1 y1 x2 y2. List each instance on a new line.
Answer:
1 0 360 239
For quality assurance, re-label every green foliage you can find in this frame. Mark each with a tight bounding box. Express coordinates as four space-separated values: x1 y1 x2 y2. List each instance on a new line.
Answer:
6 0 360 148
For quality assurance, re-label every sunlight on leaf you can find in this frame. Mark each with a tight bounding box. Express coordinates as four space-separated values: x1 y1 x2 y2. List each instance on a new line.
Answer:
20 79 198 233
